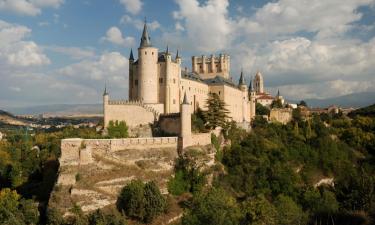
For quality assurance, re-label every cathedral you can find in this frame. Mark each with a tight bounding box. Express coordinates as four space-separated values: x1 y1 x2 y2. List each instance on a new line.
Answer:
103 22 272 129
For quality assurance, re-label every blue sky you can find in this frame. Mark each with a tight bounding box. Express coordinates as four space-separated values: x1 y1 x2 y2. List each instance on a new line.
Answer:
0 0 375 107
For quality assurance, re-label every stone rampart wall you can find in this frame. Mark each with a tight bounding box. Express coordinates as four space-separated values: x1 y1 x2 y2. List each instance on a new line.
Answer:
60 137 178 166
191 133 211 146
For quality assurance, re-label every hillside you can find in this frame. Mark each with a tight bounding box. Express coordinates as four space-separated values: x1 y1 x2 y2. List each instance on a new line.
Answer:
7 104 102 116
348 103 375 117
301 91 375 108
0 109 29 126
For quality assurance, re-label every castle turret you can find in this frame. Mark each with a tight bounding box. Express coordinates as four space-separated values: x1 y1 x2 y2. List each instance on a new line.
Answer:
180 93 191 148
129 48 134 99
164 45 172 113
254 71 264 94
176 49 181 64
238 69 247 92
103 83 109 129
138 20 158 103
249 77 256 119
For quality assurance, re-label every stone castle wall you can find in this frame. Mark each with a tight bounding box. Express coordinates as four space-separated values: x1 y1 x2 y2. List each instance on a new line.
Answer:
59 137 178 167
159 113 181 135
104 100 160 128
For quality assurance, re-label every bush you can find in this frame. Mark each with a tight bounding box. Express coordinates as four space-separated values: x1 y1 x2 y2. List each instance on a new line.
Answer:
117 180 166 223
88 209 126 225
107 120 129 138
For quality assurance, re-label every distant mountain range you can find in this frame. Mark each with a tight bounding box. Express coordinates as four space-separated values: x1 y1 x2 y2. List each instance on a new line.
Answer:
3 92 375 116
290 91 375 108
6 104 102 116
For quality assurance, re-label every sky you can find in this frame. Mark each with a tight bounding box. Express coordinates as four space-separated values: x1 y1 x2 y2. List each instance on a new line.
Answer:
0 0 375 107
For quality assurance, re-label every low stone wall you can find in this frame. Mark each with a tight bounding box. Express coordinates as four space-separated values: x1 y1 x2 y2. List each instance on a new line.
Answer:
60 137 178 166
191 133 211 146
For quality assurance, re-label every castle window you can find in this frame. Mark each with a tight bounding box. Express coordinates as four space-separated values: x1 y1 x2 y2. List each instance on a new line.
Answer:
219 91 221 95
189 87 191 90
173 78 176 84
135 80 138 86
145 51 147 55
152 52 154 55
182 86 184 90
159 78 163 84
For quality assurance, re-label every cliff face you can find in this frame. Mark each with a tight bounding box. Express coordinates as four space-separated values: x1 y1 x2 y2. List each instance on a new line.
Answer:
49 140 178 217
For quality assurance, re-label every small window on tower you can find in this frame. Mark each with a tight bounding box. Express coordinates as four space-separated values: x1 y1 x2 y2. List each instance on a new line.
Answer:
152 52 154 55
135 80 138 86
173 78 176 84
145 51 147 55
159 78 163 84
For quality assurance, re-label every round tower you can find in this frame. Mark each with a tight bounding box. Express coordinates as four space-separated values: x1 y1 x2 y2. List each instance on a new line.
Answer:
138 21 158 103
128 48 134 100
103 84 109 129
249 78 256 119
180 93 191 148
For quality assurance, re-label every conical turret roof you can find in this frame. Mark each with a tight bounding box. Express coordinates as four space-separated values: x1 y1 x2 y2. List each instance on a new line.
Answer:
129 48 134 61
239 69 245 85
182 92 189 104
140 20 152 48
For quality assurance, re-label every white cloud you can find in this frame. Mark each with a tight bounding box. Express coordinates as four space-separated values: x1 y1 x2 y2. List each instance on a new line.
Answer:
120 15 160 31
0 20 50 67
171 0 233 52
119 0 142 15
45 46 96 59
58 52 128 81
0 0 64 16
101 26 135 47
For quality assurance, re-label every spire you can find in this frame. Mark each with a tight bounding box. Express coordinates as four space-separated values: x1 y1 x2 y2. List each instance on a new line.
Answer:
103 82 108 96
249 76 254 91
166 45 169 54
176 49 180 59
182 92 189 104
277 89 280 97
140 19 152 48
129 48 134 61
239 68 245 85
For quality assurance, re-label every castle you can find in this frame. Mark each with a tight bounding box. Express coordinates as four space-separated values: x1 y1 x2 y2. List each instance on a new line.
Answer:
103 22 278 137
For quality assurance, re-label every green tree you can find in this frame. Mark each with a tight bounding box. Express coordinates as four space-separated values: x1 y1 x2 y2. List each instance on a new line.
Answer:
143 181 166 223
274 194 307 225
271 99 283 108
203 93 230 129
298 100 307 107
181 188 241 225
107 120 129 138
117 180 166 223
87 209 126 225
241 195 278 225
256 103 270 116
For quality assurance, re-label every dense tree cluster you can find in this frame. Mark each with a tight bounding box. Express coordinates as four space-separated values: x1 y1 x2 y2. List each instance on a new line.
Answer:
184 110 375 224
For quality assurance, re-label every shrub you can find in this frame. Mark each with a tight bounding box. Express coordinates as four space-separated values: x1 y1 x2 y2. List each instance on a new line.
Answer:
107 120 129 138
117 180 166 223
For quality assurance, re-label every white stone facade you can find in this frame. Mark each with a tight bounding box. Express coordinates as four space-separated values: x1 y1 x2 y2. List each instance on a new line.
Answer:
104 22 257 131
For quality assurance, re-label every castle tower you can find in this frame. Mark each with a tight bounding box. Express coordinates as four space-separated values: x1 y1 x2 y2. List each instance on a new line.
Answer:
180 93 191 148
103 83 109 129
249 77 256 119
238 69 248 121
176 49 181 64
238 69 247 92
164 45 172 113
128 48 134 99
137 21 158 103
254 71 264 94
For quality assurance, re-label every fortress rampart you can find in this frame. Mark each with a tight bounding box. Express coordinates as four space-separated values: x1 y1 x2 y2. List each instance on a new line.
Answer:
60 137 178 167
